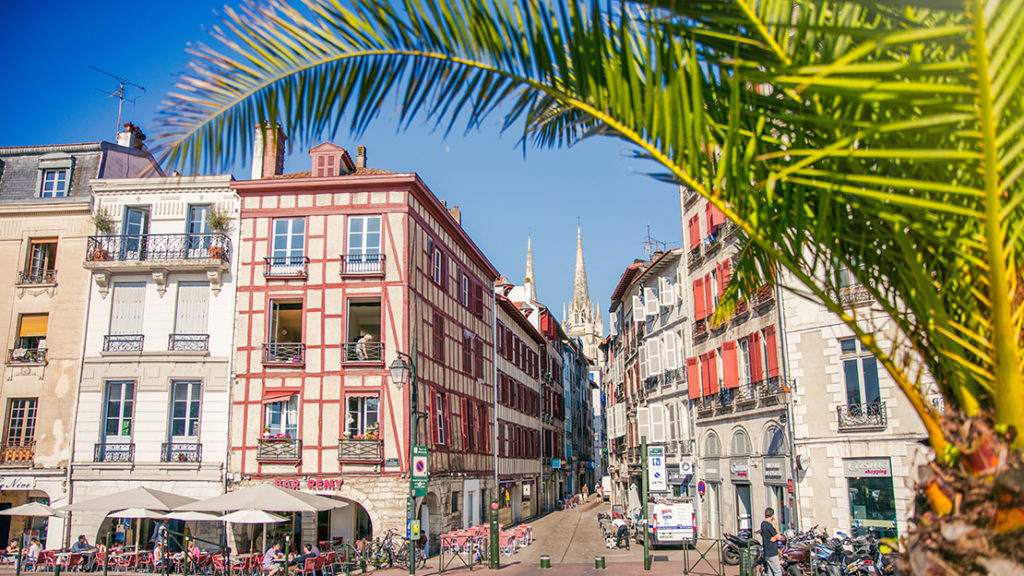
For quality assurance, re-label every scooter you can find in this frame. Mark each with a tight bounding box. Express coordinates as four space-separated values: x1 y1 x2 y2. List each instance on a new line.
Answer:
722 530 761 565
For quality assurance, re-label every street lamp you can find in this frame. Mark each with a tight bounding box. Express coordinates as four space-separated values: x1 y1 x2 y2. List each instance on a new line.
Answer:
390 351 424 575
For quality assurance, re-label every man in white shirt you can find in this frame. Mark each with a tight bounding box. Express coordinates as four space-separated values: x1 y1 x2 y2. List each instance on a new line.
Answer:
611 518 630 550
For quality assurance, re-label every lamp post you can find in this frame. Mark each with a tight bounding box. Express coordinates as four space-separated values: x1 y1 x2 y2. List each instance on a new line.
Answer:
390 346 425 576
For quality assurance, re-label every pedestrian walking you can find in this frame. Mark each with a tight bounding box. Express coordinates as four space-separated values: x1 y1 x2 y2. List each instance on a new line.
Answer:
583 484 589 500
760 507 782 576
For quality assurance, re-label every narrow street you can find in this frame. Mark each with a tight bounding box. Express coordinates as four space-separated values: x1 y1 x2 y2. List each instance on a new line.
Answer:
381 497 740 576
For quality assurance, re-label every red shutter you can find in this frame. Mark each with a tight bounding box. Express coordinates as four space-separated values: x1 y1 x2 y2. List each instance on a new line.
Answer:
688 216 701 251
478 403 488 453
708 352 720 395
712 205 727 227
765 325 779 378
686 357 700 399
721 259 732 292
750 332 763 383
716 262 724 298
705 202 713 232
704 274 714 315
474 338 484 377
497 421 505 457
429 392 439 444
460 397 469 449
694 279 706 319
723 341 739 389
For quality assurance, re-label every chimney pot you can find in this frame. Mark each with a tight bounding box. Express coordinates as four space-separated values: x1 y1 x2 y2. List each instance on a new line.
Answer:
355 145 366 169
252 125 287 179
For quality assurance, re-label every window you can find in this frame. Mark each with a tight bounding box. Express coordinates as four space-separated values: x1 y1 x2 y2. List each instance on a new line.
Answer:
14 313 47 353
40 169 68 197
432 312 445 361
270 217 306 273
462 398 475 451
173 281 210 339
460 273 470 306
104 381 135 439
432 247 445 286
346 299 382 362
477 403 488 452
169 381 201 439
346 396 379 438
840 338 880 407
347 216 382 259
22 239 57 284
738 339 750 387
107 282 145 351
4 399 37 449
264 395 298 438
730 429 751 455
474 338 484 378
462 333 473 372
186 205 213 256
432 392 448 445
266 300 303 362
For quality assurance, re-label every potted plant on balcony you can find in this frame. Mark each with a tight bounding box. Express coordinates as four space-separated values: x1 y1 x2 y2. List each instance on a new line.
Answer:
89 207 115 261
206 205 230 259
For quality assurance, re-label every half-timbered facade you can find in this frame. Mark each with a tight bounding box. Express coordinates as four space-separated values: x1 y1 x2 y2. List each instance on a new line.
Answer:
229 135 498 552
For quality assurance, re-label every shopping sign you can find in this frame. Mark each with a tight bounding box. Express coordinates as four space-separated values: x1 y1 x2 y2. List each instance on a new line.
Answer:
412 446 428 497
648 446 667 491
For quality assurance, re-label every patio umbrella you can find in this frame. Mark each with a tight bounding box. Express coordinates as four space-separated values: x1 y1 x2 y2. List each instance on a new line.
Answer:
165 512 220 522
174 485 347 513
218 510 288 555
0 502 65 518
60 487 197 513
108 509 167 557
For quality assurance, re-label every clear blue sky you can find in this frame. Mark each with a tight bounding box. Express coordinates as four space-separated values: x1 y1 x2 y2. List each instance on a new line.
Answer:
0 1 683 326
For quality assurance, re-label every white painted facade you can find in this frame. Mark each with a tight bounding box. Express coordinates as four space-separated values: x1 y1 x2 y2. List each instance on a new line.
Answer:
68 176 238 542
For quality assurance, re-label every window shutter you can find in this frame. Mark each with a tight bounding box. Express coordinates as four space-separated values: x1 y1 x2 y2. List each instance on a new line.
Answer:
712 205 727 227
749 332 763 383
174 282 210 334
111 282 146 334
429 392 439 444
705 203 713 233
650 404 666 443
632 295 645 323
721 259 733 289
688 216 701 251
660 277 673 306
663 332 678 370
693 279 706 319
648 337 662 375
443 394 451 445
704 274 714 315
638 343 648 380
615 403 627 438
644 287 659 316
609 314 618 336
637 406 650 441
716 262 725 298
723 341 739 389
765 325 779 378
707 352 720 395
686 357 700 399
461 397 470 450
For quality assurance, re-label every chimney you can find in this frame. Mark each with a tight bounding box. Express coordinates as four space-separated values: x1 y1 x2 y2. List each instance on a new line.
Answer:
355 145 367 169
448 205 461 225
252 125 286 179
116 122 146 149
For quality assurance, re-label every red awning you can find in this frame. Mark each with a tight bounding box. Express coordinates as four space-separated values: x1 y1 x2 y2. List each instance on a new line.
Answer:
260 392 297 404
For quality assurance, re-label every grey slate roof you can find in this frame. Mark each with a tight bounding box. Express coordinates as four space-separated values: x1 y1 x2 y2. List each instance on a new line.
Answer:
0 142 162 205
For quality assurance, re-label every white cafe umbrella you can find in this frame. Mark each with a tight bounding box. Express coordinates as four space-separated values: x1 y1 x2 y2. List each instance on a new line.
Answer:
175 485 346 513
165 512 221 522
0 502 65 518
218 510 288 554
61 487 196 513
108 509 166 555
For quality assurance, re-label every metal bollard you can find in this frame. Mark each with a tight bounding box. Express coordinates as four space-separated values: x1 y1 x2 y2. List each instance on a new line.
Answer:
595 556 606 569
540 555 551 569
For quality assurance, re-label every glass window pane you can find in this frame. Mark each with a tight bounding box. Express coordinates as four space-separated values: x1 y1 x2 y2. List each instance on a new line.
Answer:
844 359 862 405
862 358 880 405
840 338 858 354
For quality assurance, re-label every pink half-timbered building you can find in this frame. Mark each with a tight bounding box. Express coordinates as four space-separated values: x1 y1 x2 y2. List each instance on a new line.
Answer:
230 131 498 551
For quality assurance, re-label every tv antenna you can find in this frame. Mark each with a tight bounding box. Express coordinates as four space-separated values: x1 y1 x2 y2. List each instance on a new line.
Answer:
90 66 146 137
641 224 670 258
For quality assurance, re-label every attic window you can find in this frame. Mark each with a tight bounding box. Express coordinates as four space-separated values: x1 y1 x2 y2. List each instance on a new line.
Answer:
315 154 337 178
36 153 74 198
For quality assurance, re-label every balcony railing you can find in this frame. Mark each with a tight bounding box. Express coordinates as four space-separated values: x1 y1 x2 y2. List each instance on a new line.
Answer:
696 396 714 415
757 376 786 405
693 319 708 339
704 227 723 254
755 284 775 308
168 334 209 352
341 253 385 276
733 299 749 320
264 256 309 278
677 439 696 456
716 388 734 410
94 442 135 463
341 341 384 364
837 402 887 430
1 440 35 464
86 233 231 263
104 334 144 352
161 442 202 463
257 438 302 462
684 188 700 206
7 348 46 364
688 246 702 268
263 342 305 365
17 269 57 285
338 438 383 462
735 382 758 406
840 284 872 306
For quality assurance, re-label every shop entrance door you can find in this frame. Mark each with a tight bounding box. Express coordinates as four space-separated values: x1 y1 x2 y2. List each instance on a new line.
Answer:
768 485 787 533
706 482 721 539
735 484 752 533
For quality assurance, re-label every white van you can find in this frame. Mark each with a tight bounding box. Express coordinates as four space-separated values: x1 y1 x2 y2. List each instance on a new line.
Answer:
649 502 696 547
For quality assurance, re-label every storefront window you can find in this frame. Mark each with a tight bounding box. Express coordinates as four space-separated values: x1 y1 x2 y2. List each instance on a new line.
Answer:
848 476 897 538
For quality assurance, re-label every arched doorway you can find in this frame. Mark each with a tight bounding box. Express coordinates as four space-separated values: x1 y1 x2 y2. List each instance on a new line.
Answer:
324 498 372 545
703 432 722 538
730 428 752 533
419 493 441 555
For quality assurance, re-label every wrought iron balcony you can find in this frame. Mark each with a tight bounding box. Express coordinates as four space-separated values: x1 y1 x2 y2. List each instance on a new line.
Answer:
7 348 46 364
735 382 758 406
337 438 383 462
263 256 309 278
168 334 209 352
263 342 305 365
733 299 749 320
755 284 775 308
341 253 385 276
94 442 135 463
696 396 715 415
104 334 144 352
693 319 708 339
837 402 887 430
677 439 696 456
840 284 872 306
688 246 703 268
684 188 700 206
704 228 723 254
758 376 786 405
716 388 734 410
1 440 35 464
721 220 738 239
257 438 302 462
86 233 231 263
161 442 202 463
341 341 384 364
17 269 57 285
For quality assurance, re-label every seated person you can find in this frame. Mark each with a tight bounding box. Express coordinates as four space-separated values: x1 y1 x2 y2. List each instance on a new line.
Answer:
152 544 165 569
262 543 284 576
288 544 318 567
4 539 19 564
25 539 41 570
70 535 98 570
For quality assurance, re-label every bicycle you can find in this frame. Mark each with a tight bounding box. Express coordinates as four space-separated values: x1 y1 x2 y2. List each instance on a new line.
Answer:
391 539 427 570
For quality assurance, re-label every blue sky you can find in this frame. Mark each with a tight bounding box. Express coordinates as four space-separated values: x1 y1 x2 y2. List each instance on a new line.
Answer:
0 1 683 326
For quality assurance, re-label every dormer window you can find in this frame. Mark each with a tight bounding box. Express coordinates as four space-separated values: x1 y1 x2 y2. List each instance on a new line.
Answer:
36 153 74 198
309 143 355 177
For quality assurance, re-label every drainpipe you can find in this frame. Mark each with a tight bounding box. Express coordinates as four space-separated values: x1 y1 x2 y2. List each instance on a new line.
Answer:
490 290 499 508
774 282 801 532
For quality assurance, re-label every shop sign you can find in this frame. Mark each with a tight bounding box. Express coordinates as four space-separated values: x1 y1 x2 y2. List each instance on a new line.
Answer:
729 458 750 483
523 483 532 497
385 458 400 468
273 477 345 491
0 477 35 491
703 459 721 482
551 459 562 469
843 458 891 478
499 479 517 488
763 457 788 485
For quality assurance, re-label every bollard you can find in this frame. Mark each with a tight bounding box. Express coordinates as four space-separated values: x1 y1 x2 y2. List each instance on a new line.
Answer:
595 556 606 569
540 555 551 569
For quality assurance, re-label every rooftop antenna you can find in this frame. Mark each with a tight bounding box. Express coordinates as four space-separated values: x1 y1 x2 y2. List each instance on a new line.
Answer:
90 66 146 137
641 224 669 258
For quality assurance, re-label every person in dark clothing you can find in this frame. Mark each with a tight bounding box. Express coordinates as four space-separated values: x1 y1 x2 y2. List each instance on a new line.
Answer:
70 535 98 571
760 508 782 576
612 517 630 550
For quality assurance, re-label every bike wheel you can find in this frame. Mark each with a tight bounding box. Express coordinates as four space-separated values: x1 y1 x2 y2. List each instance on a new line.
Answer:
722 546 740 565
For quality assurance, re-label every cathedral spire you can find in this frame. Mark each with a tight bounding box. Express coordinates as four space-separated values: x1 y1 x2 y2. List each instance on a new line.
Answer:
572 226 589 304
525 235 537 302
567 225 601 359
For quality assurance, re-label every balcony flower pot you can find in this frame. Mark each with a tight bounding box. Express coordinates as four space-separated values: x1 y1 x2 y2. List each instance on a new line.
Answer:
207 246 225 260
90 248 110 261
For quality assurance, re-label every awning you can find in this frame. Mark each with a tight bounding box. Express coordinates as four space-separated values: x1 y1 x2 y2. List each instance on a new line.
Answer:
19 314 48 338
261 392 297 404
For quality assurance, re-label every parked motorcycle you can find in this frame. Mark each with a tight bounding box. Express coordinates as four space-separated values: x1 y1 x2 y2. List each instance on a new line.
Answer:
722 530 761 565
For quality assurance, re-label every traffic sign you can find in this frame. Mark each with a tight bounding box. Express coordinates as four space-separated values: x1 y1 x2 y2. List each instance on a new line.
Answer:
697 480 706 497
412 446 428 497
648 446 666 491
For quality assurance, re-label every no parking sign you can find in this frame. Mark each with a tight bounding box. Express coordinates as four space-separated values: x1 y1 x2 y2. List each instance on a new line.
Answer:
412 446 428 497
697 480 706 497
